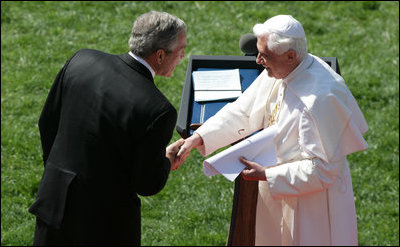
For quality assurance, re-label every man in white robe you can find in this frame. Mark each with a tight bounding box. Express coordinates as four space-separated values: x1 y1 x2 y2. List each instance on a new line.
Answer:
175 15 368 246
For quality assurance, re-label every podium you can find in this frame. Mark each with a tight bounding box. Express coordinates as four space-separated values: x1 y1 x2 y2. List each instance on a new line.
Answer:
176 55 264 138
176 55 340 245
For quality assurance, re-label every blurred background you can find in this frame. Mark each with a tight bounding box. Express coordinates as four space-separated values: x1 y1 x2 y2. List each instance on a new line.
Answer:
1 1 398 245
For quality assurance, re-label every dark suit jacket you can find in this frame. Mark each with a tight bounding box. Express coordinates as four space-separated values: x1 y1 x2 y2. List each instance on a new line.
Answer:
29 49 177 245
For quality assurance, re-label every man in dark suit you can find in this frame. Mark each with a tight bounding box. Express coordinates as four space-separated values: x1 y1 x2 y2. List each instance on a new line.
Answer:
29 11 187 245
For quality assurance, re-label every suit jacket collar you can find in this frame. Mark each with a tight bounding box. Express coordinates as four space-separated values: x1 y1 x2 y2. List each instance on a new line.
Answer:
118 53 154 81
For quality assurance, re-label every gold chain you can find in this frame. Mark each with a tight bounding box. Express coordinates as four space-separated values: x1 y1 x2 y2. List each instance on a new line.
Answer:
266 79 283 127
268 101 280 127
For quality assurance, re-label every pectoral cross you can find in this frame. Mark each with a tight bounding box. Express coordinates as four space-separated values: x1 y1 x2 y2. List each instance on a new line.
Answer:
267 101 280 127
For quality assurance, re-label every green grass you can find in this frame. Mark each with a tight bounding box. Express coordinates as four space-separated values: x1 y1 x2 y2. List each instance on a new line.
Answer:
1 1 399 246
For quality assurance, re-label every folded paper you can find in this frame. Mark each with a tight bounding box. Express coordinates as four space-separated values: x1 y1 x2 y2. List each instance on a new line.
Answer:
203 125 278 181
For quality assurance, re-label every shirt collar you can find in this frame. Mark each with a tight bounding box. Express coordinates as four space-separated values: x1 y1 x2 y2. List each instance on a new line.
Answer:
128 51 155 78
282 53 314 84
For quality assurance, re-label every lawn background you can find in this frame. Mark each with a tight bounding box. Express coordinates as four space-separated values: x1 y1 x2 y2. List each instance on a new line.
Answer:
1 1 399 246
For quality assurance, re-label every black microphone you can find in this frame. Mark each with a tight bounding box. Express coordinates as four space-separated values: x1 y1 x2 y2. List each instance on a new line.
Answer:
239 33 258 56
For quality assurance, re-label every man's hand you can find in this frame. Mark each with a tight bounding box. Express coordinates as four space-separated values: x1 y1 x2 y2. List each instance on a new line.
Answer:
176 132 203 163
240 157 267 181
166 139 188 170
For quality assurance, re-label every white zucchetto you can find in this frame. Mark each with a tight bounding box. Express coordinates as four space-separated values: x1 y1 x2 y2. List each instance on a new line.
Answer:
253 15 306 38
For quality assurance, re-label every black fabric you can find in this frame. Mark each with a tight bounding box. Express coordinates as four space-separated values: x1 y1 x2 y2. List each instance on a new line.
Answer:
29 163 76 229
29 49 177 245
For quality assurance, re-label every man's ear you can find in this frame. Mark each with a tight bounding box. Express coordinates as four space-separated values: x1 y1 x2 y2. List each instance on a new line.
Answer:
286 50 297 64
156 49 166 64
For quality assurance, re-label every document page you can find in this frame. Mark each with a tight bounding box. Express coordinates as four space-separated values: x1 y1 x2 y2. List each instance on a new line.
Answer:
192 69 242 102
194 91 242 102
203 125 277 181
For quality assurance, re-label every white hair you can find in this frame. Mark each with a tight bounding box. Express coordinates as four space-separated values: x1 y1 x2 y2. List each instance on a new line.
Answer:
255 30 308 61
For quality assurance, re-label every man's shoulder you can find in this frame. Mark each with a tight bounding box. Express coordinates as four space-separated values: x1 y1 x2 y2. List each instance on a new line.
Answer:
74 48 108 56
288 55 352 111
68 48 113 61
293 55 347 93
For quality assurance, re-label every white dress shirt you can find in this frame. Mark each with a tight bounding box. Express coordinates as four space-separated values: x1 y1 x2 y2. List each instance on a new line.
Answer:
128 51 155 78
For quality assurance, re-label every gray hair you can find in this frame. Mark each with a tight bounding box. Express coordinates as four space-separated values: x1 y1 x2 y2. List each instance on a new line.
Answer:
128 11 186 58
257 32 308 62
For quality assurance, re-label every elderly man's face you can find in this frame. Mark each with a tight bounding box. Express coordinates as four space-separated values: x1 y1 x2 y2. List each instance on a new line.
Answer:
158 31 187 78
256 35 296 79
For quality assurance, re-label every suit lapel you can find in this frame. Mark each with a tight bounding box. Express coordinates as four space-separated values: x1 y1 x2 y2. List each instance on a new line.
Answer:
118 53 154 81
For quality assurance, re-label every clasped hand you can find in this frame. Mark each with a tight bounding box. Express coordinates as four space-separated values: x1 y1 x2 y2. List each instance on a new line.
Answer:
165 138 187 170
166 135 267 181
166 133 203 170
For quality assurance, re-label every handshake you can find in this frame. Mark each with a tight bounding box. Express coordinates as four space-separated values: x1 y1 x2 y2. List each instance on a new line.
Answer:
165 133 203 170
165 133 268 181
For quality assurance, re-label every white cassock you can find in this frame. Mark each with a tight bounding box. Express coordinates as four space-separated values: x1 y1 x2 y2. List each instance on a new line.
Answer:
195 54 368 246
